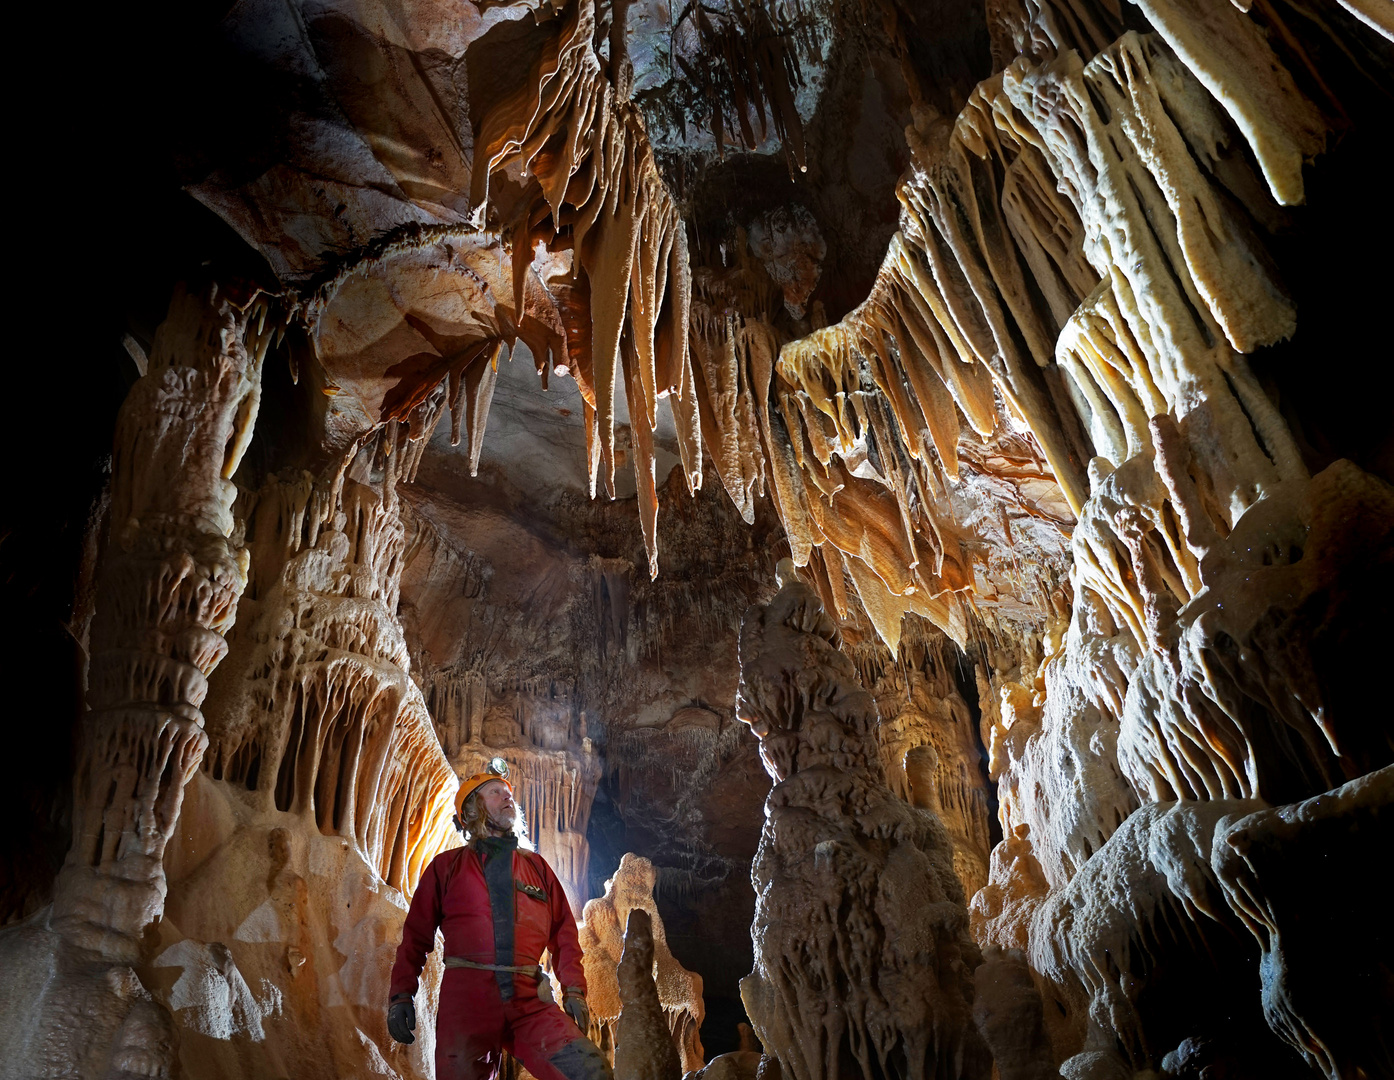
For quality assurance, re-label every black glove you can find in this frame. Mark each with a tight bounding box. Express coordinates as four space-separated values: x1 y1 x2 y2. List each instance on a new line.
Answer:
388 995 416 1044
563 992 589 1033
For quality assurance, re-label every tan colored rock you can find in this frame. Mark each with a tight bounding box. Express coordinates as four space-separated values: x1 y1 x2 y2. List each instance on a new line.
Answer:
686 1051 763 1080
736 571 991 1080
0 284 274 1080
581 854 706 1073
869 641 994 900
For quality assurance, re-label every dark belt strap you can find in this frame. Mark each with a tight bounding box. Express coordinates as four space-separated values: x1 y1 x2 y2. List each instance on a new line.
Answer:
443 957 553 1003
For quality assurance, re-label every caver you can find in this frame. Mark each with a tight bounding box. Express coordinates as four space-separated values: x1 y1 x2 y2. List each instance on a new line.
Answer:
388 759 613 1080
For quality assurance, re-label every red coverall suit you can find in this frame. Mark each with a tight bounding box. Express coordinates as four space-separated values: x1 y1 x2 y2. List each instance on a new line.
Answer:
390 836 611 1080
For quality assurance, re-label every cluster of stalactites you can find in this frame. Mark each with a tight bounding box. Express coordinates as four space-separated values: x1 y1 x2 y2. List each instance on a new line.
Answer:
470 0 704 580
670 0 816 173
202 439 458 899
759 0 1344 652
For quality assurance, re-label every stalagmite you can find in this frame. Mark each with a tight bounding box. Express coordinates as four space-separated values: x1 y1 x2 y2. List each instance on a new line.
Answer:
614 909 685 1080
2 284 271 1079
971 947 1061 1080
580 854 706 1073
736 565 991 1080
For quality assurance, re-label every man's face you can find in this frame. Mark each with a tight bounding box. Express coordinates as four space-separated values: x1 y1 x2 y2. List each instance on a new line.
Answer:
479 779 516 830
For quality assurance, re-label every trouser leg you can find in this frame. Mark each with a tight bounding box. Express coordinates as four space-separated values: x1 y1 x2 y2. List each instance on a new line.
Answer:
506 994 614 1080
436 971 508 1080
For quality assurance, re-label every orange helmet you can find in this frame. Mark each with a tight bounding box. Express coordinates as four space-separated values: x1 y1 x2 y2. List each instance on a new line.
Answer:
454 759 512 817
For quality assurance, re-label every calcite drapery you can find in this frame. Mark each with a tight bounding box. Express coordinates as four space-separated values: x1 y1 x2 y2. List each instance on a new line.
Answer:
580 853 706 1073
736 567 990 1080
201 455 459 900
859 637 993 901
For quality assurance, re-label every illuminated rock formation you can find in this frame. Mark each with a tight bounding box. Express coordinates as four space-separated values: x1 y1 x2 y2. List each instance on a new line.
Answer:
0 284 275 1078
580 854 706 1073
857 635 993 900
138 423 461 1078
736 567 990 1080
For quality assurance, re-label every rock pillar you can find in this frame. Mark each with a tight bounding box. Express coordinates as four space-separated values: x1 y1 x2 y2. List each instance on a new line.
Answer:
580 853 706 1073
736 566 991 1080
0 283 271 1079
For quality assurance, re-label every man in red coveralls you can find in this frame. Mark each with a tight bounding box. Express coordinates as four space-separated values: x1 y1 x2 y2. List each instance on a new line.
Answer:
387 761 612 1080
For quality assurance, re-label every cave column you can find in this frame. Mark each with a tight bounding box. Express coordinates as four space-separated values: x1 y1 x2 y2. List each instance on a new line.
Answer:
736 563 991 1080
52 282 269 961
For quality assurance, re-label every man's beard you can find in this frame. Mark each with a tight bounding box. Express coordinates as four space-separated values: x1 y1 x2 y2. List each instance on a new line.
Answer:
487 807 516 833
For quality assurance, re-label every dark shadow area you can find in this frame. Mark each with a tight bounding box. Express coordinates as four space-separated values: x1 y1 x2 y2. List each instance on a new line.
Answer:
5 0 275 924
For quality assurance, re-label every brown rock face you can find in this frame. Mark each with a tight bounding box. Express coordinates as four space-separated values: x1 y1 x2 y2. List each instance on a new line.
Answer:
6 0 1393 1075
0 285 274 1080
863 640 993 901
736 571 991 1080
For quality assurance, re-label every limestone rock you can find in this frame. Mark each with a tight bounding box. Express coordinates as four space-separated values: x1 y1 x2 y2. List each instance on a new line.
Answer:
615 908 685 1080
581 854 706 1073
736 574 991 1080
971 947 1061 1080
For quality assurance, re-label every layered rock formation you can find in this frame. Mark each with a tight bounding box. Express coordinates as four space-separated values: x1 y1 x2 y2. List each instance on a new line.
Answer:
0 285 277 1079
580 854 706 1073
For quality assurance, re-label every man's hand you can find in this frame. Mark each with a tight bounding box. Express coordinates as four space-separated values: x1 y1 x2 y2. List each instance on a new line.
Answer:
388 994 417 1044
563 991 590 1033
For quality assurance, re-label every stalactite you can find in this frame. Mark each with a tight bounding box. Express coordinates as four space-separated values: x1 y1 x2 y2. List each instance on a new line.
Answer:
470 0 701 549
674 0 818 171
203 430 458 900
